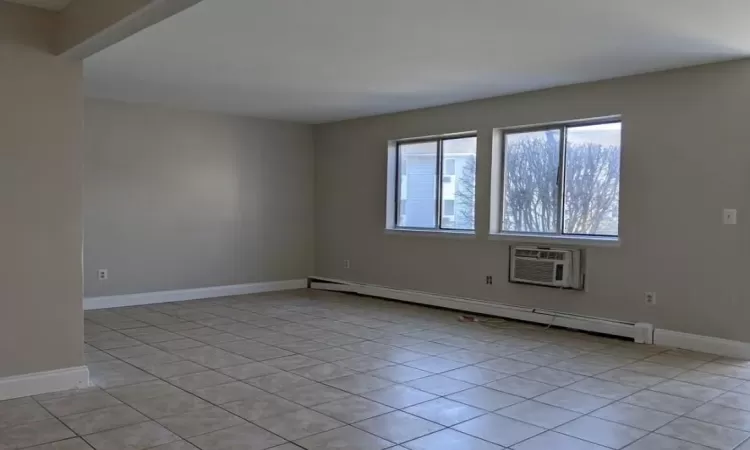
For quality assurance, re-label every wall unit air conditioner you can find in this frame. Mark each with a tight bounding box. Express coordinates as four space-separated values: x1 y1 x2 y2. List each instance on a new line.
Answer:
510 246 584 289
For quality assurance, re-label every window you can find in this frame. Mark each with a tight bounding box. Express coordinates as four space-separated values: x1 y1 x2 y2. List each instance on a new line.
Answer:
443 199 455 215
395 135 476 231
444 159 456 175
501 120 621 237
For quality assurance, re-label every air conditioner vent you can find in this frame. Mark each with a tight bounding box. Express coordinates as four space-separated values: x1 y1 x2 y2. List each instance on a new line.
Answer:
514 259 555 284
510 246 584 289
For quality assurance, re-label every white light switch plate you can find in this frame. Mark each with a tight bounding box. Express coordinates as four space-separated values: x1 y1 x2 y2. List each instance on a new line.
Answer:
723 209 737 225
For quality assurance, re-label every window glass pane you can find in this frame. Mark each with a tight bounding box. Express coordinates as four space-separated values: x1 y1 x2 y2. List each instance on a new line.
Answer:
564 122 621 236
502 129 561 233
443 200 455 215
442 137 477 230
444 159 456 175
397 141 437 228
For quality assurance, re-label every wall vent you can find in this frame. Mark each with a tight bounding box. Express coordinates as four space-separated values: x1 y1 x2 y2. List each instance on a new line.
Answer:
510 246 583 289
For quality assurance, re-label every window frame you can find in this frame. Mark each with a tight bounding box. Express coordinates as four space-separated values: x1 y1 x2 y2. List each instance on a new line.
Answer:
394 133 477 232
499 117 621 239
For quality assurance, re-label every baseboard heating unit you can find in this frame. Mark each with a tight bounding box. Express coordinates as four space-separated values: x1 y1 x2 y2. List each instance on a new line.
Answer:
308 277 654 344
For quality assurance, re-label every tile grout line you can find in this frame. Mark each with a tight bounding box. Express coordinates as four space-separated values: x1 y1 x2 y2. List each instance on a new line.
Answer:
74 293 750 450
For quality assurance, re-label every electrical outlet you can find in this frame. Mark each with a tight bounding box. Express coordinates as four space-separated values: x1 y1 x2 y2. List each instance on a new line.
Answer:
343 260 350 269
724 208 738 225
486 275 493 285
98 269 108 281
645 292 656 305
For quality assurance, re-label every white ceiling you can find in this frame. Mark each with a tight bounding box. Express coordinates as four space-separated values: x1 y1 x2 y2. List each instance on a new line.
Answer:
84 0 750 123
5 0 71 11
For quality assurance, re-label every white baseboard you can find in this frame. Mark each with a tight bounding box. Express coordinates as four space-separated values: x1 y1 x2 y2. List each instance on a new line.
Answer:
84 279 307 310
654 329 750 359
310 277 642 341
0 366 89 401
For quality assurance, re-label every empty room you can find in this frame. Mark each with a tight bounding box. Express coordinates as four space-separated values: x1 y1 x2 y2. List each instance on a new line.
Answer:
4 0 750 449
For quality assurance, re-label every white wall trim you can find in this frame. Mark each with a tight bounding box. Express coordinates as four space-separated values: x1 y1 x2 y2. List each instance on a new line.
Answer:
60 0 203 58
0 366 89 401
84 279 307 310
310 276 642 341
384 228 477 240
488 232 620 248
654 329 750 359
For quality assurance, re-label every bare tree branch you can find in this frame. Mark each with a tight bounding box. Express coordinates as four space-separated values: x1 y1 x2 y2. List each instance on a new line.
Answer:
455 156 476 229
504 135 619 235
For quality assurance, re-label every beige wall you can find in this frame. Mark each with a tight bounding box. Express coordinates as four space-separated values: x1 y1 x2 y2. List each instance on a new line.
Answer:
0 3 84 377
84 99 314 297
314 59 750 342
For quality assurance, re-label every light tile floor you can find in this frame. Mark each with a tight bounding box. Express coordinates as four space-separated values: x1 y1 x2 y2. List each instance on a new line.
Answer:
4 289 750 449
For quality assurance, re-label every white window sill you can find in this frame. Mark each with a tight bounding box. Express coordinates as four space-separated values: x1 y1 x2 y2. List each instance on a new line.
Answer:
384 228 477 239
489 232 620 247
